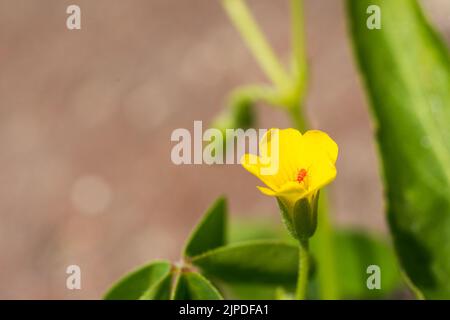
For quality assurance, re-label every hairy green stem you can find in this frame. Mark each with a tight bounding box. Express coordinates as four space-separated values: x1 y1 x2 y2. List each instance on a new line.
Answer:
296 239 310 300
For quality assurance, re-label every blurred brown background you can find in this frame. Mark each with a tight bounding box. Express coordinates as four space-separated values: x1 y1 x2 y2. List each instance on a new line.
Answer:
0 0 449 299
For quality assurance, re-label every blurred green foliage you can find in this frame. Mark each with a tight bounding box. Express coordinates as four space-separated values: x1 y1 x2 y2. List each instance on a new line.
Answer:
104 198 404 299
228 218 404 299
347 0 450 298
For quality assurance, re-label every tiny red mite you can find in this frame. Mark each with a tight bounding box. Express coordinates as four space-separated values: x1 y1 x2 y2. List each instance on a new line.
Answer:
296 168 307 183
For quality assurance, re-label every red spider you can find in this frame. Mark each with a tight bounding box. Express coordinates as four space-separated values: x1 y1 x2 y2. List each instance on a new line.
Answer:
296 168 308 183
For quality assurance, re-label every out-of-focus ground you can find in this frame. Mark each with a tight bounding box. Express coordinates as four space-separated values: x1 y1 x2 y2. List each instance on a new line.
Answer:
0 0 449 299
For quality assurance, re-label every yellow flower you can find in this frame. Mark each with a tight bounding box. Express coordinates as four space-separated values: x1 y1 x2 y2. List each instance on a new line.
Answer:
241 128 338 239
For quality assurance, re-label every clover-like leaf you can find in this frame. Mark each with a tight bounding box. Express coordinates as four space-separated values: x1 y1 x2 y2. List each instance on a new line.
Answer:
191 240 298 286
104 260 172 300
172 271 223 300
184 197 227 258
139 272 173 300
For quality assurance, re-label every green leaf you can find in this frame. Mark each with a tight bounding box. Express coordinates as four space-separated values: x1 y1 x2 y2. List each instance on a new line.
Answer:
191 240 298 286
228 219 403 299
173 271 223 300
228 217 291 243
184 197 228 258
311 230 403 299
347 0 450 298
139 273 173 300
104 260 172 300
221 283 281 300
224 220 293 299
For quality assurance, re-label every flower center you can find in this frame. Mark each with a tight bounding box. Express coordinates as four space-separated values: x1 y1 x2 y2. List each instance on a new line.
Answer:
296 168 308 184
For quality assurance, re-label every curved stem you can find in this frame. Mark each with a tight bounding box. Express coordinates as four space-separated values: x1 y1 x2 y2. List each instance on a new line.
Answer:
228 85 281 107
221 0 291 91
296 239 310 300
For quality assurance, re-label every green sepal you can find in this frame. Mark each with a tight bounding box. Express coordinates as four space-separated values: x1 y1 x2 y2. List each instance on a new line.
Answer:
293 192 319 240
277 192 320 241
276 198 298 239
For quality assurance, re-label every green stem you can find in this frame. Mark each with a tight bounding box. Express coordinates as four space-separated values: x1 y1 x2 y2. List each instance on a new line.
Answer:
289 0 308 105
296 239 310 300
221 0 291 91
229 85 281 107
290 0 307 80
314 191 339 299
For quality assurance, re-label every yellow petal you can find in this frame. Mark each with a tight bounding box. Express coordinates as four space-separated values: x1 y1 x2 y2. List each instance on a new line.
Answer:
302 130 338 164
258 128 304 187
256 186 276 196
241 128 338 205
307 159 337 194
241 154 279 190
